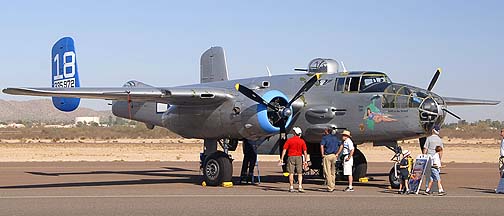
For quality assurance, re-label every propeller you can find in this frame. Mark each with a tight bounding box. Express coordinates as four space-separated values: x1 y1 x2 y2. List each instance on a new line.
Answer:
427 68 441 92
235 74 321 135
426 68 462 120
442 108 461 120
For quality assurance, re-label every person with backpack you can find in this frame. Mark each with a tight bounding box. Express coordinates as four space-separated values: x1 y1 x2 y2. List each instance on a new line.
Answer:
398 150 413 194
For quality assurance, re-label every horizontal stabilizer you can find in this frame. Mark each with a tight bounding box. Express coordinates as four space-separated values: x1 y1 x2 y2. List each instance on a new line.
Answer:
443 97 500 106
3 87 233 106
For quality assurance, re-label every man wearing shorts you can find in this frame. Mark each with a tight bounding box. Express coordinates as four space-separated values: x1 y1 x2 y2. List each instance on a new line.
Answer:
279 127 308 193
338 130 355 192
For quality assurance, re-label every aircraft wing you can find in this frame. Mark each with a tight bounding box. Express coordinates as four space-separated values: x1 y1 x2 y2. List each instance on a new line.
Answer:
443 97 500 106
2 87 234 106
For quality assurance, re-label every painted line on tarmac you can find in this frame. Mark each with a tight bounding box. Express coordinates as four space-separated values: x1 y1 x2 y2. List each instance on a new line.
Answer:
0 194 503 199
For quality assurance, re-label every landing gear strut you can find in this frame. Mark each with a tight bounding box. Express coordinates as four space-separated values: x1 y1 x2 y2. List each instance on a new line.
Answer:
387 145 402 189
201 139 235 186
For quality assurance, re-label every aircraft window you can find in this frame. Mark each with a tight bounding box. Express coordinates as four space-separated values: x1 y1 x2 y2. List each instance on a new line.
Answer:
349 77 360 92
335 78 345 91
409 93 422 108
395 95 409 108
344 77 351 91
396 86 411 96
360 75 389 90
382 94 396 108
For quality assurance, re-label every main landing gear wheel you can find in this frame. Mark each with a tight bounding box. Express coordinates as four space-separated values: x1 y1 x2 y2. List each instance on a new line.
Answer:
389 166 401 189
352 149 367 180
203 151 233 186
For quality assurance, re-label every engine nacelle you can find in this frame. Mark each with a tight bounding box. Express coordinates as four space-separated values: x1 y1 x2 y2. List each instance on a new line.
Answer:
236 90 293 140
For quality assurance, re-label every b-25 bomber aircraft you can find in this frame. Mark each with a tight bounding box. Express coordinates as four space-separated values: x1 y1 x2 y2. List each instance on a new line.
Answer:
3 37 500 187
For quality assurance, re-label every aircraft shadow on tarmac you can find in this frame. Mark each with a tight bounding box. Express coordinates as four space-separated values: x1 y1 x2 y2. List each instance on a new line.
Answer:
0 168 387 190
0 167 202 189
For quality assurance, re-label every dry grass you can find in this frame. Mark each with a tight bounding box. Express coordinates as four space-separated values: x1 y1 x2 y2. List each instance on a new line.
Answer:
0 126 179 140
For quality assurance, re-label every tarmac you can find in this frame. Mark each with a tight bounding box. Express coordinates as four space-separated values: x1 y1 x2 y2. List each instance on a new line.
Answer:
0 161 502 215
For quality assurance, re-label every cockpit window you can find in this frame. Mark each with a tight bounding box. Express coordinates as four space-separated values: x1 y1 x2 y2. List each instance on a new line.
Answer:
360 75 389 90
382 84 442 109
335 78 345 91
347 77 360 92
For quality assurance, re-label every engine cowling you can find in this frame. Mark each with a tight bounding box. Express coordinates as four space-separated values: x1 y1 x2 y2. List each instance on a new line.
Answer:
237 90 293 139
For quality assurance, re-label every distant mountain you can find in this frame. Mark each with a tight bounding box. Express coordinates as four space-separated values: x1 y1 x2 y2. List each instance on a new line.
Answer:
0 99 112 123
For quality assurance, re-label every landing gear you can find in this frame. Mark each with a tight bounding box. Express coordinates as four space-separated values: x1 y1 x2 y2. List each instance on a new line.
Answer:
203 151 233 186
387 144 402 189
389 166 401 189
201 139 235 186
352 149 368 180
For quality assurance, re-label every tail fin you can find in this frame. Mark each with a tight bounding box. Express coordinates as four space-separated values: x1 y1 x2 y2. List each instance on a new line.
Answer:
200 46 229 83
51 37 80 112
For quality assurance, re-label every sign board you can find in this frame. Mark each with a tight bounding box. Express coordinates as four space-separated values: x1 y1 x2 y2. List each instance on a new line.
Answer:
409 154 430 194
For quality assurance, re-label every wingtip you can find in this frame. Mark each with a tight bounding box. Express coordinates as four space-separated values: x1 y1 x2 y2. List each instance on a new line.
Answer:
234 83 240 91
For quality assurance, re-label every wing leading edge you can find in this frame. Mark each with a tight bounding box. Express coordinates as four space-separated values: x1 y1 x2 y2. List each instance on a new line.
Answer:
443 96 500 106
2 87 234 106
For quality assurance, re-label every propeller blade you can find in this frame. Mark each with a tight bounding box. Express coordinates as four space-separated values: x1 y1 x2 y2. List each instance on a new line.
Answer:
278 118 286 134
287 74 321 107
442 108 461 120
235 84 278 110
427 68 441 91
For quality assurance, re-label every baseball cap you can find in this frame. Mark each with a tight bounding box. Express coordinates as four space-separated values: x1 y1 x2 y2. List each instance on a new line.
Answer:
433 125 441 134
292 127 302 135
402 150 411 157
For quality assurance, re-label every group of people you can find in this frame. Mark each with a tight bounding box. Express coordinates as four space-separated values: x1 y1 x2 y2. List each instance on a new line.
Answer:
248 125 504 194
396 125 446 195
278 126 355 192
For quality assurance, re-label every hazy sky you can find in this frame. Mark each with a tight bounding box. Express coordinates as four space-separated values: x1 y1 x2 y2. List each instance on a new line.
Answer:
0 0 502 122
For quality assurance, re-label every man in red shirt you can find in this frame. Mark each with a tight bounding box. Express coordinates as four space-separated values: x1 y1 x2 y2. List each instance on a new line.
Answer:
279 127 308 192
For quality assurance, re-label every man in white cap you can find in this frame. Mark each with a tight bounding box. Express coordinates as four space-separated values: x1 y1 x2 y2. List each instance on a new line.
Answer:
423 125 443 158
337 130 355 192
279 127 308 193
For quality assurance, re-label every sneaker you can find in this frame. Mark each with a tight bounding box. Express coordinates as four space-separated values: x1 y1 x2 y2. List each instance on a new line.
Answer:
438 191 447 196
298 187 305 193
344 187 354 192
327 189 334 193
289 187 295 193
424 191 431 196
398 191 404 195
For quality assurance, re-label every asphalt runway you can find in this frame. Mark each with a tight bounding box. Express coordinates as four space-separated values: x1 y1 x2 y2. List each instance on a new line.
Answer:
0 161 502 215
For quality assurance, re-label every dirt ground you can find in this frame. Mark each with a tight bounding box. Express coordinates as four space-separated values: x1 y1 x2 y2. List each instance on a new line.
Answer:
0 138 501 163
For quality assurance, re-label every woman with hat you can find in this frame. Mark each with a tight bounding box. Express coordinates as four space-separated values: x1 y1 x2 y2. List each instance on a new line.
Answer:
339 130 355 192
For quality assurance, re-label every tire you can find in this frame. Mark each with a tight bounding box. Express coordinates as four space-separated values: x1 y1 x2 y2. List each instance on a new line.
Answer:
352 149 367 180
203 151 233 186
336 149 368 181
389 166 401 189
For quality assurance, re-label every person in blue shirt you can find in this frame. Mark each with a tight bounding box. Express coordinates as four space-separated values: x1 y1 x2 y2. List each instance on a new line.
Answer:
320 127 342 192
